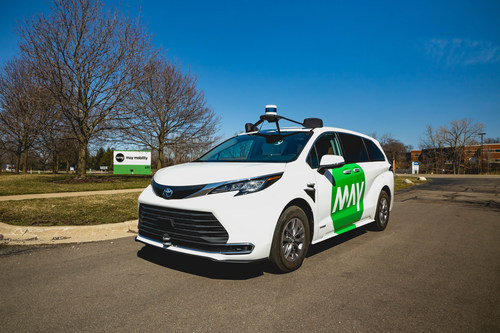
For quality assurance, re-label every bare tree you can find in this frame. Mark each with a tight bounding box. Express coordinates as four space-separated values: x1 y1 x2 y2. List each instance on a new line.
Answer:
122 57 220 169
443 119 485 174
18 0 154 177
0 58 56 173
378 133 409 170
422 119 485 174
420 125 448 173
36 110 79 173
485 137 500 144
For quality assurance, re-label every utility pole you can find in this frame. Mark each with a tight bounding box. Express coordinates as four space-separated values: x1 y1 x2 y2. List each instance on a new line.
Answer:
479 132 486 174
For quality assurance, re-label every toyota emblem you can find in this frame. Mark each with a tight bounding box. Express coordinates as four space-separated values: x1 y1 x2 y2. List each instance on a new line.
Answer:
163 187 173 199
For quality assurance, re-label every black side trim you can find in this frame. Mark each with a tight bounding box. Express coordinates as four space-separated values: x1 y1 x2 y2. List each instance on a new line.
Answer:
304 188 315 202
152 179 206 199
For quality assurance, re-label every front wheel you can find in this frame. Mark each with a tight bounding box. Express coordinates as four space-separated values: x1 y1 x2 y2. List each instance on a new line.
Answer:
373 191 390 231
270 206 310 273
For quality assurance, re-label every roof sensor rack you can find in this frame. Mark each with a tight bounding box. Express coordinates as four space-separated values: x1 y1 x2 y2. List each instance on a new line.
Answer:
245 105 323 134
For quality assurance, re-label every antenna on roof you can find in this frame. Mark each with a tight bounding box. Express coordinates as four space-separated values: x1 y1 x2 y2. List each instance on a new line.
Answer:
245 105 323 133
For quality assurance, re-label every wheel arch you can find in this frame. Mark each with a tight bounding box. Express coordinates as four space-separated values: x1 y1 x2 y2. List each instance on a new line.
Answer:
283 198 314 242
381 185 391 199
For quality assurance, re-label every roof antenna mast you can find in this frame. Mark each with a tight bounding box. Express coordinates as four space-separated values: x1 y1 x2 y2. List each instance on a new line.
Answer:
245 105 323 133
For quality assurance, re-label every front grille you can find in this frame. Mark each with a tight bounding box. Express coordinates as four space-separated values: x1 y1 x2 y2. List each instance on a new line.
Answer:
138 203 229 251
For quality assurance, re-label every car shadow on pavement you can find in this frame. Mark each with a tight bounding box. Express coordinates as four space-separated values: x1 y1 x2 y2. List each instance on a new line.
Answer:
137 226 375 279
307 226 370 258
137 245 268 280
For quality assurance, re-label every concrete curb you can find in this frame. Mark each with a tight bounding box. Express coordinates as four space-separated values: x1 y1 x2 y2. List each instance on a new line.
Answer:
0 220 138 245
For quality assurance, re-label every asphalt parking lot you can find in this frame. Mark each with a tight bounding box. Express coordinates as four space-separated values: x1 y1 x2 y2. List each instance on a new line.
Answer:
1 176 499 332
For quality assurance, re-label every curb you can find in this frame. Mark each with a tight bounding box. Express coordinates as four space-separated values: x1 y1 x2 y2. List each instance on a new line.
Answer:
0 220 138 246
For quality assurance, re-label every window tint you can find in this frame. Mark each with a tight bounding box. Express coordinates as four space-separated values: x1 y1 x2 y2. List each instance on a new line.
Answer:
363 138 386 161
218 140 253 160
307 133 342 168
197 132 312 163
337 133 369 164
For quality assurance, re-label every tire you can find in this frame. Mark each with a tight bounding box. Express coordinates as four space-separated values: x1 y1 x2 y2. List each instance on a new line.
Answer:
373 191 390 231
270 206 310 273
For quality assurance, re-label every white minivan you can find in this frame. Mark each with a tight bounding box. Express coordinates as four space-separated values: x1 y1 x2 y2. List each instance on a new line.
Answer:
136 106 394 272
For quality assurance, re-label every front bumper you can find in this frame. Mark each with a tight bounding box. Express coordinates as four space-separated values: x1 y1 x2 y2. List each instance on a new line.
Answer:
136 184 285 262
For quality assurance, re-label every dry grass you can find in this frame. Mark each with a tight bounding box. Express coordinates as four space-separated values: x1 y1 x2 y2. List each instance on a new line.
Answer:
0 173 151 196
0 192 140 226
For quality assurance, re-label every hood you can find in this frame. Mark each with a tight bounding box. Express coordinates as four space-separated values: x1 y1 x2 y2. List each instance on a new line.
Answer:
153 162 286 186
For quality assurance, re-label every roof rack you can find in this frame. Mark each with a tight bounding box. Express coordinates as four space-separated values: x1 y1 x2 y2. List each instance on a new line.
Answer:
245 105 323 134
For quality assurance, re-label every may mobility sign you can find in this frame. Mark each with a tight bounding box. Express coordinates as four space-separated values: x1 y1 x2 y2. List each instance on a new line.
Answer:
113 150 151 175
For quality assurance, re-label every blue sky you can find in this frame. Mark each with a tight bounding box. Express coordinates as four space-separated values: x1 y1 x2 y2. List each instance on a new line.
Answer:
1 0 499 149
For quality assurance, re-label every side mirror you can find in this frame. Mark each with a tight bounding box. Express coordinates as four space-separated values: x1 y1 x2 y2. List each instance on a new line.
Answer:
318 155 345 174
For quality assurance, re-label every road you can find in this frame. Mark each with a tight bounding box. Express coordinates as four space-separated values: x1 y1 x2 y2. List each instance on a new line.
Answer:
1 176 499 332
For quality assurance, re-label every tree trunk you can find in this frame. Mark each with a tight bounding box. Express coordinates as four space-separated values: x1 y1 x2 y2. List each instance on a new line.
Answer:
157 148 164 170
52 151 59 174
22 150 28 173
157 136 165 169
77 139 88 178
15 153 21 174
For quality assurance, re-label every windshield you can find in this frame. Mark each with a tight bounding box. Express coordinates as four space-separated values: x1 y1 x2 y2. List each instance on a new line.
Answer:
197 132 313 163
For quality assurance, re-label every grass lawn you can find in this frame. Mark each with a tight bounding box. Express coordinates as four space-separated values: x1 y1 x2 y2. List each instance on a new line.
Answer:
394 176 427 190
0 192 140 226
0 173 151 196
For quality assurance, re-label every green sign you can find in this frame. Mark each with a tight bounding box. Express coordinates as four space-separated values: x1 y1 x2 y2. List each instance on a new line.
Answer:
113 150 151 175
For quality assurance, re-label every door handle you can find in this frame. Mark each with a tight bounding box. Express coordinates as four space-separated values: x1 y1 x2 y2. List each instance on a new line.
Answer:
343 169 352 174
353 168 361 173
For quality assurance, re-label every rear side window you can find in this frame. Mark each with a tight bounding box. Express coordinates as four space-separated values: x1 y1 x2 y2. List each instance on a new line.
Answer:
363 138 386 161
337 133 369 164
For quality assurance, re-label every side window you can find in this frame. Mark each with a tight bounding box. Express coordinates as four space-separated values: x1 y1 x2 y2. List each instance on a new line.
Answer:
307 133 342 168
363 138 386 161
337 133 369 164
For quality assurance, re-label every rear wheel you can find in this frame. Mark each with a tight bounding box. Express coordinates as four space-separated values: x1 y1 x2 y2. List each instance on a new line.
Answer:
373 191 390 231
270 206 310 272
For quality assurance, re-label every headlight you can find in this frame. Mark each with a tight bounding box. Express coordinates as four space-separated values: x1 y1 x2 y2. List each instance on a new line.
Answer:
210 174 282 196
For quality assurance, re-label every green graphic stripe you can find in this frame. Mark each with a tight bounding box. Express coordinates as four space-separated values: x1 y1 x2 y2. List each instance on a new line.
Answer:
330 163 365 232
334 224 356 235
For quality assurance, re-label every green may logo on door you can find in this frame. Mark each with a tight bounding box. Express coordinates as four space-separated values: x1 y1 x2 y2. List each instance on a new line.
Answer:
330 163 365 234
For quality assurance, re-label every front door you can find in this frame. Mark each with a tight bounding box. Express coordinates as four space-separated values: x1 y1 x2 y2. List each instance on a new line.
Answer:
310 132 366 237
329 162 365 233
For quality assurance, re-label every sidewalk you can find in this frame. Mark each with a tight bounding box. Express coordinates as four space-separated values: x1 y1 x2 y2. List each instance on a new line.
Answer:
0 188 143 201
0 220 138 245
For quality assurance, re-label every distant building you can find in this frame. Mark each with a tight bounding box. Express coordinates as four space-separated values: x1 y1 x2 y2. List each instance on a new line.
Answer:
411 143 500 174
